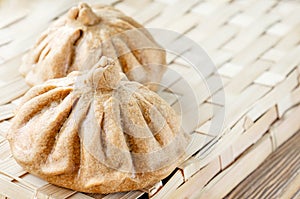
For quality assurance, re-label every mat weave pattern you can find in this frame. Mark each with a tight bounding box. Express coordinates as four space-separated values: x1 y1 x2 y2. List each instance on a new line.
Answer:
0 0 300 198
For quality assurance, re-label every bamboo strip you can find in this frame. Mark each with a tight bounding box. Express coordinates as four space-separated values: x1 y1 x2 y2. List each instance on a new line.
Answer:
224 84 271 129
169 157 220 199
146 0 199 28
168 77 207 109
230 34 279 67
209 49 233 68
194 134 273 199
170 73 228 111
158 66 183 90
218 63 243 78
281 7 300 27
0 175 34 199
269 46 300 77
276 26 300 51
0 33 11 48
180 102 222 134
102 193 126 199
254 71 285 87
0 158 26 178
223 13 279 53
270 105 300 148
178 157 204 181
0 140 12 162
21 173 48 188
184 132 218 170
167 63 191 77
261 48 285 63
165 13 201 34
0 173 12 183
163 40 192 64
266 22 291 37
11 97 22 107
277 86 300 117
219 145 234 170
0 54 23 83
229 13 254 28
184 132 212 160
229 1 276 28
191 4 240 43
0 77 29 106
232 106 277 159
192 1 226 17
0 9 28 30
151 170 184 199
194 119 244 166
193 120 216 136
157 90 179 107
273 0 297 17
132 2 164 24
142 181 163 197
172 56 191 67
246 69 298 123
0 136 6 144
68 193 94 199
36 184 76 199
0 166 36 191
242 0 277 17
0 121 10 138
118 191 144 199
0 103 15 122
114 0 150 16
88 190 144 199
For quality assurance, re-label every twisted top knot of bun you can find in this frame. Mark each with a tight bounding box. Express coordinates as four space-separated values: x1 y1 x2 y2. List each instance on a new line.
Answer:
89 57 121 91
68 2 100 26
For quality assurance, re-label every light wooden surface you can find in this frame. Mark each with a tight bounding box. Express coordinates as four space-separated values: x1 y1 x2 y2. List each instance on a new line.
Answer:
226 131 300 199
0 0 300 198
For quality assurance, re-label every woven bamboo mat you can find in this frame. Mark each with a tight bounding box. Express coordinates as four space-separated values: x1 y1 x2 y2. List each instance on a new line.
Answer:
0 0 300 198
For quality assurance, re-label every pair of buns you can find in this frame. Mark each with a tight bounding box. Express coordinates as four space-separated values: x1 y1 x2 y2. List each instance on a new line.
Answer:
8 3 190 194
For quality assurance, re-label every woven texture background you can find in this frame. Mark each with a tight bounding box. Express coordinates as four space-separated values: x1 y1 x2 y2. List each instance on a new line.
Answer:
0 0 300 198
